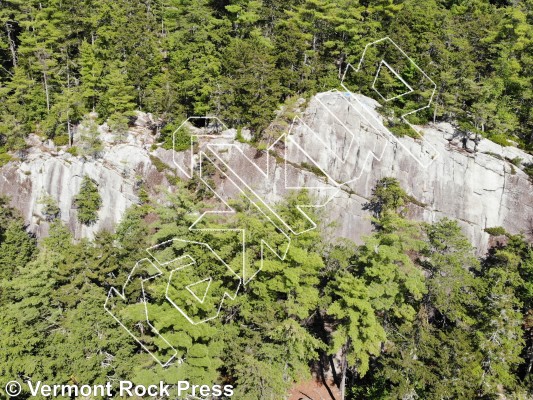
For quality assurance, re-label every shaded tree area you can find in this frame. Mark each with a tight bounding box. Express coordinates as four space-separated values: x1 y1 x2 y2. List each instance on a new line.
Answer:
326 178 533 399
1 0 533 152
0 179 532 399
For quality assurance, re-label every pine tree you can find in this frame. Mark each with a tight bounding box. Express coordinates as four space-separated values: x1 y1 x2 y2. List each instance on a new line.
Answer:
479 235 533 396
38 193 61 222
99 61 136 122
3 66 46 141
79 40 103 112
0 233 56 392
328 274 386 399
0 0 23 69
78 113 103 157
363 177 410 219
213 192 325 398
0 218 36 279
16 0 67 115
219 35 282 134
73 175 102 225
375 219 485 399
94 0 160 109
165 0 228 116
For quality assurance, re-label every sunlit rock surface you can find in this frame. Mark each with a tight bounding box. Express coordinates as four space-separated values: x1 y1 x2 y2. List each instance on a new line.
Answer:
1 95 532 252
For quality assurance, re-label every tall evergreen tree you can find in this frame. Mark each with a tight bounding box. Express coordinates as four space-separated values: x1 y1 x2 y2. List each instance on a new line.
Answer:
99 61 136 122
73 175 102 225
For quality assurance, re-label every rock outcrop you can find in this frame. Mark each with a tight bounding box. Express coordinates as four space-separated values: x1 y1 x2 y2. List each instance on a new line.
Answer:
1 93 532 252
276 91 533 253
0 113 165 239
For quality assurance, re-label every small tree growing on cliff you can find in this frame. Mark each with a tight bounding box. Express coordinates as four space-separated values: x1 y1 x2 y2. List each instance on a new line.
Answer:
73 176 102 225
38 193 61 221
79 113 103 158
363 177 409 219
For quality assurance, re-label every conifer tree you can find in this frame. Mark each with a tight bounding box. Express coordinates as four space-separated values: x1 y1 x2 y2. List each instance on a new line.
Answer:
479 236 532 396
0 226 57 392
374 219 485 399
79 40 103 112
99 62 136 124
0 219 36 279
79 113 103 157
219 35 282 133
73 175 102 225
165 0 228 116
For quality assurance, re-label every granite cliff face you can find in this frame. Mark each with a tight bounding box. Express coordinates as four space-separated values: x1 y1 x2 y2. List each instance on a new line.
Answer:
1 93 532 252
271 91 533 253
0 114 166 239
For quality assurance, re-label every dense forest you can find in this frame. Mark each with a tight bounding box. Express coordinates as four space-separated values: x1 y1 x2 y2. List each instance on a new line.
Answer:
2 0 533 155
2 0 533 399
0 179 532 399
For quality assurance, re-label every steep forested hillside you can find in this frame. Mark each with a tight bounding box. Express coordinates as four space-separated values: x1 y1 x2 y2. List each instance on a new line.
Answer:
0 179 532 399
2 0 533 156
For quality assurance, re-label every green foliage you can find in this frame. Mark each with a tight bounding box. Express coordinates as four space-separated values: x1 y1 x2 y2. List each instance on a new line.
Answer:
107 113 130 142
363 177 410 218
160 123 191 152
78 113 103 157
53 134 69 146
98 62 136 121
1 176 533 398
385 117 419 138
524 163 533 181
38 193 61 221
478 242 526 395
220 191 325 398
300 161 327 178
1 1 533 396
0 222 36 280
510 156 523 167
218 36 282 133
0 221 137 397
489 133 512 147
0 149 13 167
73 175 102 225
149 155 172 173
79 40 103 111
66 146 79 156
0 198 37 279
1 0 533 146
485 226 507 236
328 274 386 376
137 183 150 205
353 218 483 399
235 128 245 143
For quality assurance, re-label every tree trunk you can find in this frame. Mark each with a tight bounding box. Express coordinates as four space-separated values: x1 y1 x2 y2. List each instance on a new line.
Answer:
43 70 50 112
329 354 339 386
525 337 533 380
5 22 17 67
340 351 347 400
67 57 72 146
68 118 72 146
340 339 350 400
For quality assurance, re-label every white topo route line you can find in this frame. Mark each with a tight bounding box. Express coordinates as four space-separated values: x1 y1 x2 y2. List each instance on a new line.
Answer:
104 37 438 367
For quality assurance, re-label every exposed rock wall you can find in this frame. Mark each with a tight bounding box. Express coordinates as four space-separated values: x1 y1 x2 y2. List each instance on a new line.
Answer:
275 91 533 253
159 91 533 253
0 115 163 239
1 95 532 253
